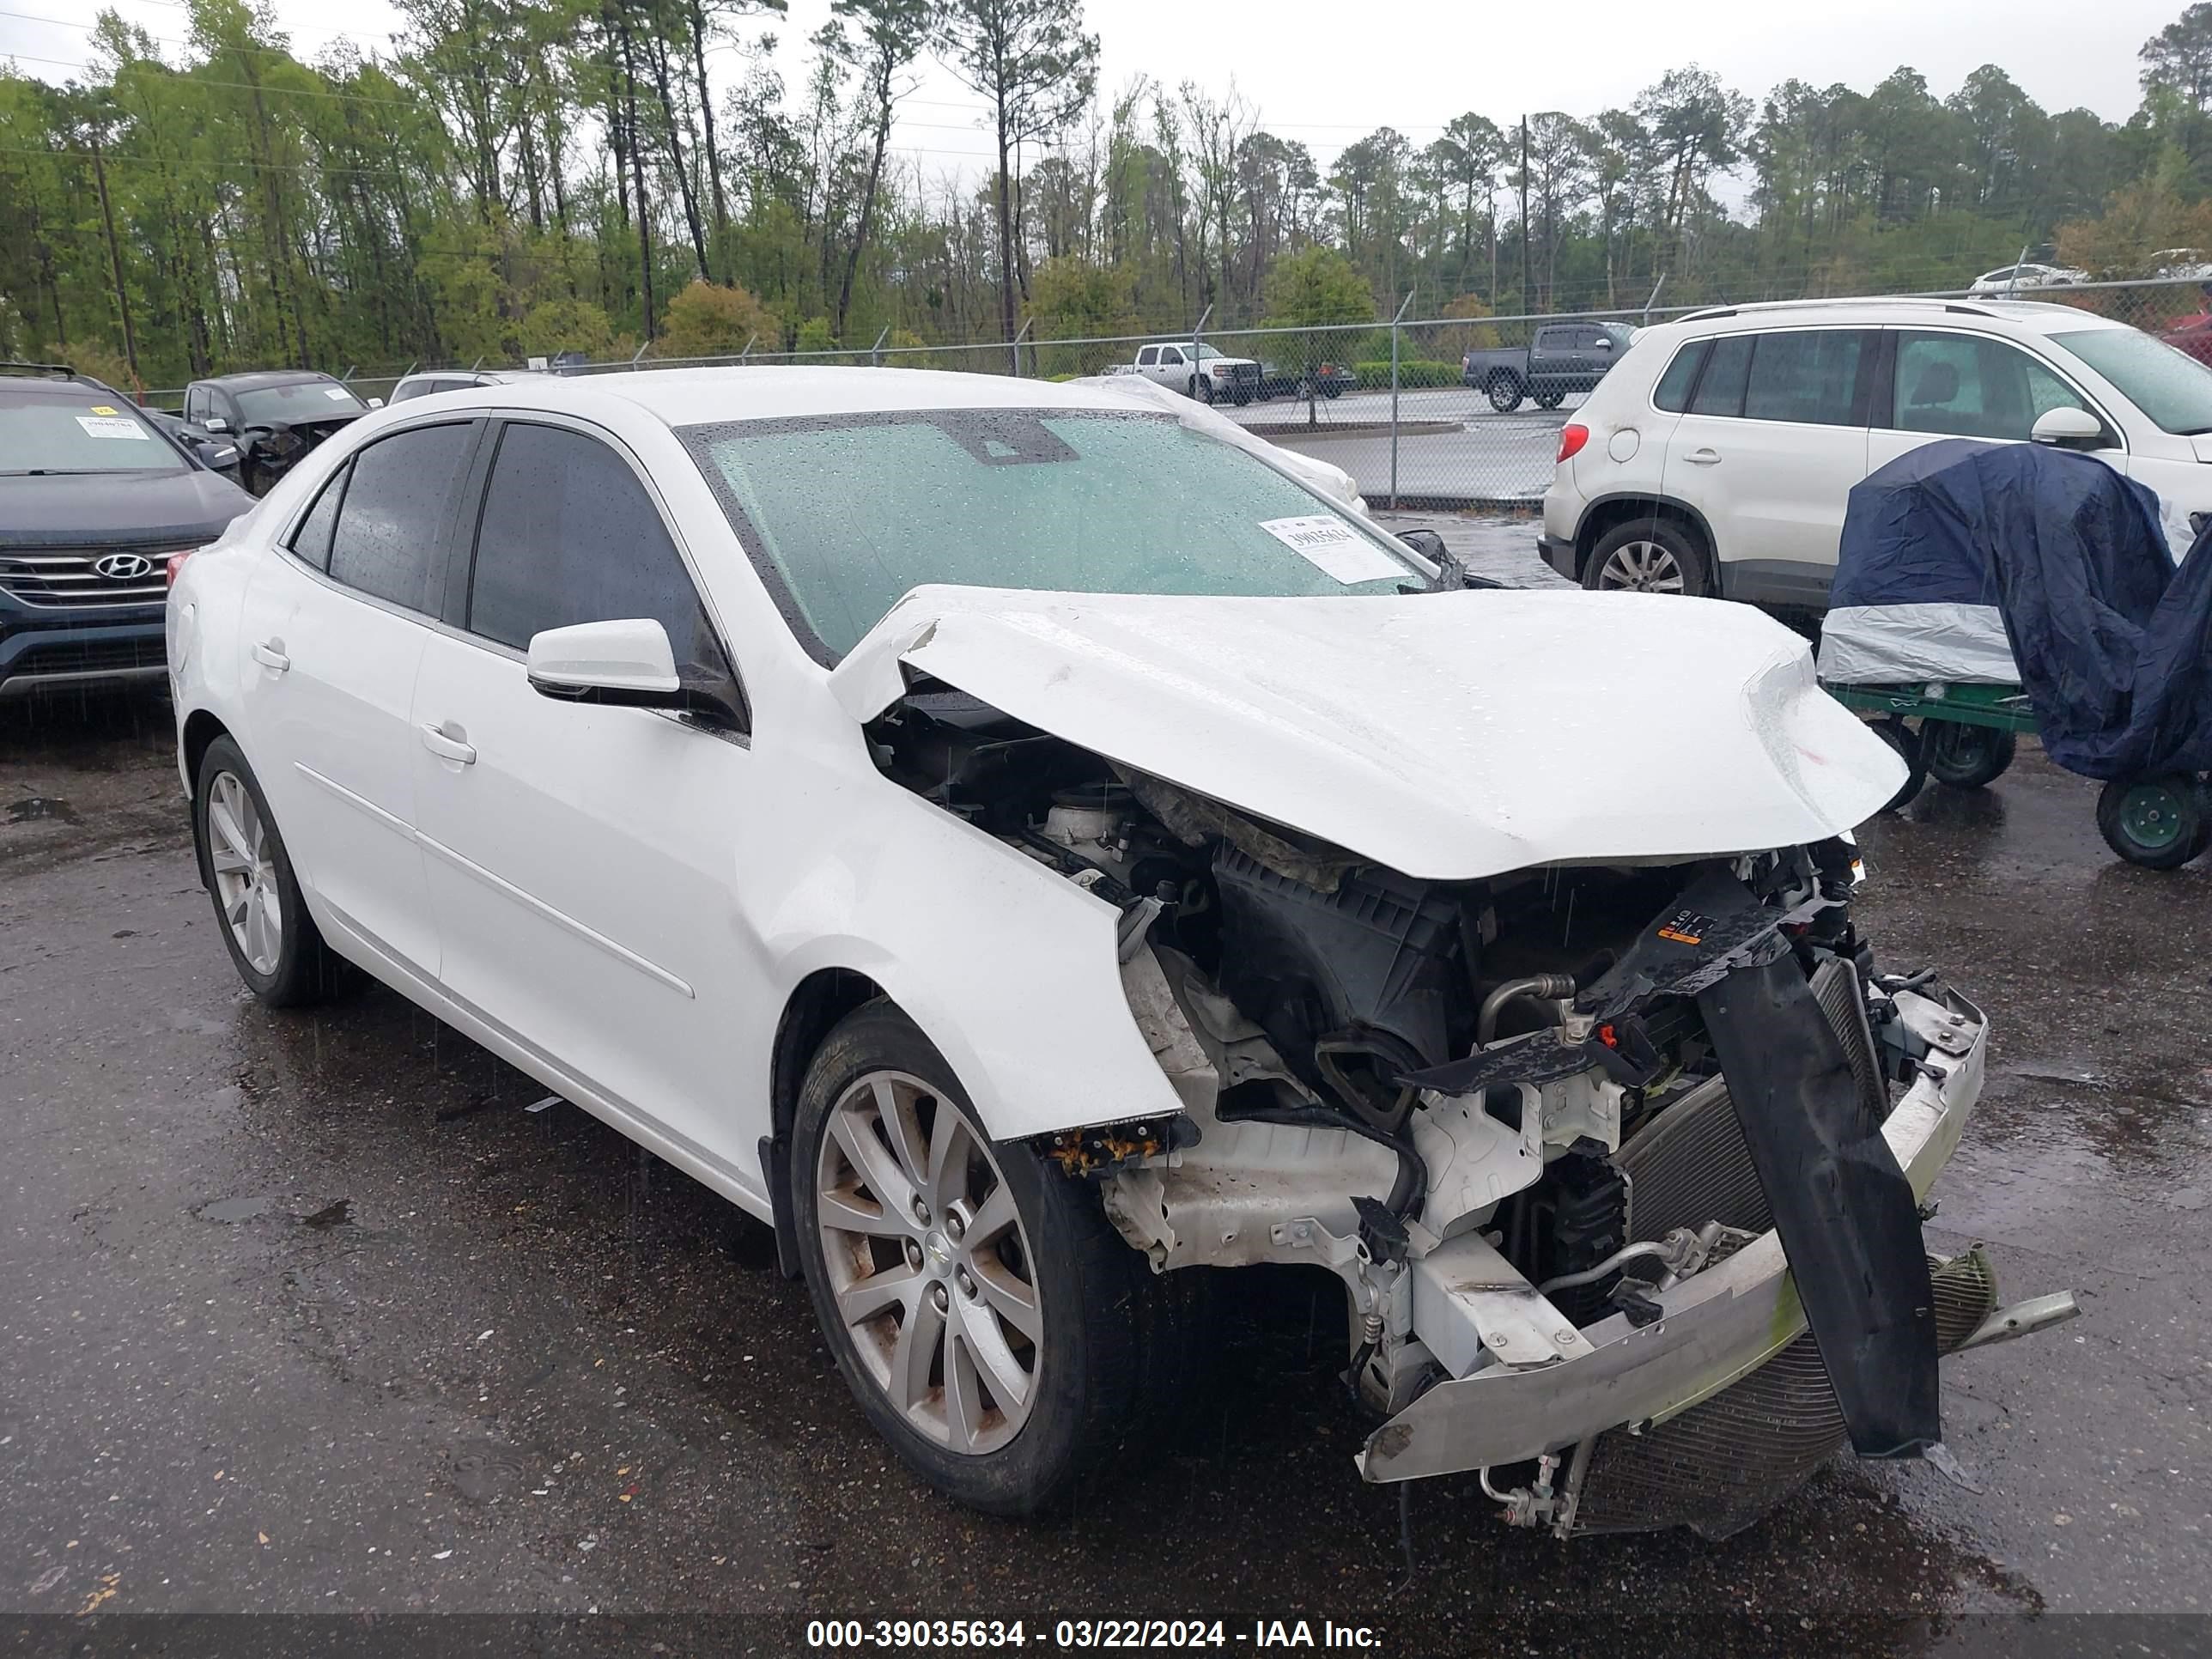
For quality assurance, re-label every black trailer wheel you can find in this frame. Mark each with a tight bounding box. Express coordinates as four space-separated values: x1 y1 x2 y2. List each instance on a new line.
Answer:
1322 381 1343 400
2097 775 2210 869
1486 372 1524 413
1869 719 1927 812
1923 722 2018 789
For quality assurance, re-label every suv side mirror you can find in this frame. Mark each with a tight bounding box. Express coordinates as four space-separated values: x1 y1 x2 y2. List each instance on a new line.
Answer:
203 416 228 432
367 397 385 409
526 618 683 707
2031 406 2107 449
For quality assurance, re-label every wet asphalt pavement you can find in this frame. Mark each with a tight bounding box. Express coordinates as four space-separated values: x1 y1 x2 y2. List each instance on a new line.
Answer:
4 589 2212 1656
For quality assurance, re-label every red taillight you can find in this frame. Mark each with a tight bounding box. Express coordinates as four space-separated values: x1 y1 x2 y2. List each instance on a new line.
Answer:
165 550 192 589
1556 423 1590 464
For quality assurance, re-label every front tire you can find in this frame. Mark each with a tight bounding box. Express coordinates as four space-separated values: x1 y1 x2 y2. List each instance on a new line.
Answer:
792 1000 1158 1516
193 735 343 1006
1582 517 1713 597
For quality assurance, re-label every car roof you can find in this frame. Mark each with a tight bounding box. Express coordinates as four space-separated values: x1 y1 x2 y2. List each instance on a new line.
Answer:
194 369 342 389
1662 295 2127 337
0 374 127 400
418 364 1176 428
398 368 544 385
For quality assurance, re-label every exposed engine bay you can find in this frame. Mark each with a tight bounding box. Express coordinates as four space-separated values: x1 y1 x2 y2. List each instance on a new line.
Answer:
865 672 2079 1539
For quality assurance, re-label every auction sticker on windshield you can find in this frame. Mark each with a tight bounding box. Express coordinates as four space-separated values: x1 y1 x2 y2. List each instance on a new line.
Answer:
76 416 149 440
1260 514 1405 584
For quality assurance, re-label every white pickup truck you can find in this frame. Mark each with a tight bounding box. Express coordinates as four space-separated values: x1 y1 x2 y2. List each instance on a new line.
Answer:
1129 341 1262 405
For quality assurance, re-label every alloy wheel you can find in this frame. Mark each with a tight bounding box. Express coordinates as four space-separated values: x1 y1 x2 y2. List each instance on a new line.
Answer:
1596 538 1685 593
815 1071 1042 1454
206 770 283 975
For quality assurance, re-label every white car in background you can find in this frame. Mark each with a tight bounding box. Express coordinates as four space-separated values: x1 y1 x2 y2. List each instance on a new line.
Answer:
166 366 2067 1534
1966 262 2087 295
1541 296 2212 601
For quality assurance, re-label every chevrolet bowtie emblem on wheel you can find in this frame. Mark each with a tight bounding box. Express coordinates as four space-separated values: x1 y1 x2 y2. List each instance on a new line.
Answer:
94 553 154 580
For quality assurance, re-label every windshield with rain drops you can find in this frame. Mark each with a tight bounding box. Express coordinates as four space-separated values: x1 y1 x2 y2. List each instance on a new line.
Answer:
678 409 1419 659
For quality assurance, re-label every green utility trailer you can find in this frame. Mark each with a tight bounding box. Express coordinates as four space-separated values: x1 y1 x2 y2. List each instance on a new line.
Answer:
1825 679 2212 869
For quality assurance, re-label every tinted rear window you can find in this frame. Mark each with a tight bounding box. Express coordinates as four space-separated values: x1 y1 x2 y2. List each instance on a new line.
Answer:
1688 336 1753 416
1654 342 1709 412
1742 330 1869 426
325 424 475 613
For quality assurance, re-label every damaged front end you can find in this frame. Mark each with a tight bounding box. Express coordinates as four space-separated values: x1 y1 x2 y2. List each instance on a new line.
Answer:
842 589 2077 1540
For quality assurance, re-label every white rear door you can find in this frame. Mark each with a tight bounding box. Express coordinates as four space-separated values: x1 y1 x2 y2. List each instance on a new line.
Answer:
233 421 482 977
1661 327 1875 605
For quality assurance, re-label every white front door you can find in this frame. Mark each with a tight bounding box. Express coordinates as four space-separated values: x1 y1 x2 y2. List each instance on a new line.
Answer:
1662 327 1875 604
406 418 770 1192
234 421 482 977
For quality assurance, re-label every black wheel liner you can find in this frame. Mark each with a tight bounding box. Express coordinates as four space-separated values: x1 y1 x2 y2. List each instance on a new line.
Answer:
1695 955 1940 1459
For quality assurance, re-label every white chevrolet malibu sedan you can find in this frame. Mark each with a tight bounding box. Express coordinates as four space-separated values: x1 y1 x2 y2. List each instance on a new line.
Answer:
167 368 2074 1534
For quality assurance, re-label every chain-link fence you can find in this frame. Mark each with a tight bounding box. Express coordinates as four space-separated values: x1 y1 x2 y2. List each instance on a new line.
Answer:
137 276 2212 509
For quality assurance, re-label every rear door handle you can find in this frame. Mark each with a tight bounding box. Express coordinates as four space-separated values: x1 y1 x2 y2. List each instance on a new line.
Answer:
251 640 289 672
1686 447 1722 465
419 721 477 765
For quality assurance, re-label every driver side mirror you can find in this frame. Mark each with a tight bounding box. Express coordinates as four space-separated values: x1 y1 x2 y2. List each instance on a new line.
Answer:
203 416 228 433
2031 406 2109 450
526 618 684 708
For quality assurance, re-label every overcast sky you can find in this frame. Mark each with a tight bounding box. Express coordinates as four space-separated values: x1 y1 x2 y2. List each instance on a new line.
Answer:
1 0 2185 196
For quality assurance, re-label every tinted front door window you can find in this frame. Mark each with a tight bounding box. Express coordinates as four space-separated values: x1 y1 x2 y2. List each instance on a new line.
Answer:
467 422 731 684
1892 331 2093 440
325 423 474 613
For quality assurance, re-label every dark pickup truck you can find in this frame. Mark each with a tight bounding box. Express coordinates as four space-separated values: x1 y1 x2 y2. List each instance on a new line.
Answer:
1462 320 1632 412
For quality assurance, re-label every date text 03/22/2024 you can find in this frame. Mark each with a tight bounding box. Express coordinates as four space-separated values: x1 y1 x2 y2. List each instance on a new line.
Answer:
805 1619 1385 1650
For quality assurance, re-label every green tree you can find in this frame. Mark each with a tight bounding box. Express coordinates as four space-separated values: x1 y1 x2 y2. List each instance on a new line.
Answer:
935 0 1099 366
657 276 780 356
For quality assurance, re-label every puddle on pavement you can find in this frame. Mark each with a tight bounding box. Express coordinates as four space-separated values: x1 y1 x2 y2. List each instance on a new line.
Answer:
6 796 80 824
197 1194 274 1224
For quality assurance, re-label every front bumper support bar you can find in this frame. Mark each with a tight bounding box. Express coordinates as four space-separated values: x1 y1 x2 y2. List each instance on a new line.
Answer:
1359 985 2072 1484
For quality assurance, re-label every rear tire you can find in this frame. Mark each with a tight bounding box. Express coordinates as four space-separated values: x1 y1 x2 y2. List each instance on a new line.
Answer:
192 736 344 1007
791 1000 1164 1516
1923 723 2018 789
1869 720 1928 812
1582 517 1713 598
1534 385 1566 409
1486 372 1523 413
2097 774 2209 868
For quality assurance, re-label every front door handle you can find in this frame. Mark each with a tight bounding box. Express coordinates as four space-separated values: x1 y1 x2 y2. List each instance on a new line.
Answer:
1685 447 1722 465
251 639 289 672
419 721 477 765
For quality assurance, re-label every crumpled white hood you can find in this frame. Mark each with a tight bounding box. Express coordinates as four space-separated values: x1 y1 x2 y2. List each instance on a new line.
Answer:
830 586 1905 880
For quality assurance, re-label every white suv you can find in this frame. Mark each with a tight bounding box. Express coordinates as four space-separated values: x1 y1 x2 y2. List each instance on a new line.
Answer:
1540 298 2212 603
